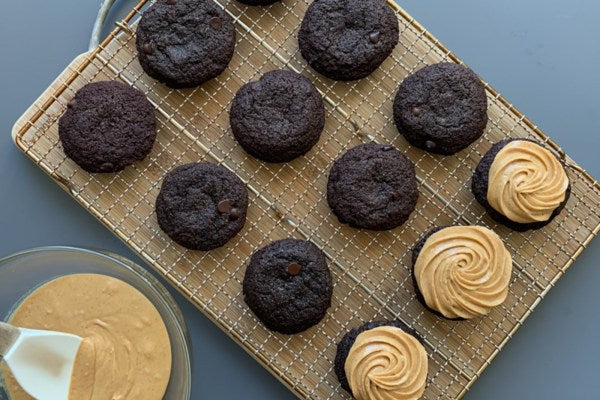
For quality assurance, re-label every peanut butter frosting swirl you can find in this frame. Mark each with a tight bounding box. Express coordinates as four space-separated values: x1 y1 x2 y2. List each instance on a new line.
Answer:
414 226 512 319
344 326 428 400
487 140 569 223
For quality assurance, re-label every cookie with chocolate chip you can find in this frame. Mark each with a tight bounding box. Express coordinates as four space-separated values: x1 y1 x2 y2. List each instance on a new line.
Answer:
136 0 236 88
298 0 399 81
155 162 248 250
230 70 325 163
58 81 156 173
243 239 332 334
327 143 418 230
393 63 488 155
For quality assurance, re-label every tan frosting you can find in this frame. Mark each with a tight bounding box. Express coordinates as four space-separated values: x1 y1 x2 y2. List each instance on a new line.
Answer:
414 226 512 319
487 140 569 223
344 326 428 400
2 274 172 400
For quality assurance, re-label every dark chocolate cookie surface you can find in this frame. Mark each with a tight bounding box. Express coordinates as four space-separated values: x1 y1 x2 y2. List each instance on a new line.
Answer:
327 143 418 230
334 320 421 393
155 162 248 250
393 62 488 155
298 0 399 81
472 139 571 231
230 70 325 162
136 0 236 88
243 239 332 334
58 81 156 173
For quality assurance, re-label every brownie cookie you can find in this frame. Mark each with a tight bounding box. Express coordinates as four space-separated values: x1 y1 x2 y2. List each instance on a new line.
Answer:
411 225 513 320
230 70 325 162
243 239 332 334
136 0 236 88
58 81 156 173
472 139 571 231
298 0 399 81
237 0 279 5
393 63 488 155
327 143 418 230
155 162 248 250
335 320 428 398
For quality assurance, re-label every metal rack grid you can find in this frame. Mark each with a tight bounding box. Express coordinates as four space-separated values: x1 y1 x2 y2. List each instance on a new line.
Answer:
11 0 600 398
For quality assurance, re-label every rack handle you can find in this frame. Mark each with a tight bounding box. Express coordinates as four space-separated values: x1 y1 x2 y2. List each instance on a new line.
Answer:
89 0 118 51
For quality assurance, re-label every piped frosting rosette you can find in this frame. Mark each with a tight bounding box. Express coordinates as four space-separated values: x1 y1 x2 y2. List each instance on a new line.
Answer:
414 226 513 319
345 326 428 400
487 140 569 223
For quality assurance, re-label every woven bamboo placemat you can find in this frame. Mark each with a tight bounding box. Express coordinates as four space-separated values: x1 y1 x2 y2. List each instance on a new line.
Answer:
12 1 600 398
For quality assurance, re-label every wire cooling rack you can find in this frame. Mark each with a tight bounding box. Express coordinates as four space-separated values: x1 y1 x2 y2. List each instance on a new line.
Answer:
11 1 600 398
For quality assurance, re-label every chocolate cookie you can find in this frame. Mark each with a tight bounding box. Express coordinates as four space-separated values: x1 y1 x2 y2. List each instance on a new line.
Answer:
327 143 418 230
298 0 399 81
136 0 236 88
155 162 248 250
243 239 332 334
334 320 424 394
237 0 279 5
472 139 571 231
230 70 325 163
393 63 488 155
58 81 156 173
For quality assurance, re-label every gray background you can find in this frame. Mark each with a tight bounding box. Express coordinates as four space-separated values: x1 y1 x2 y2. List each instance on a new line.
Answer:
1 0 598 398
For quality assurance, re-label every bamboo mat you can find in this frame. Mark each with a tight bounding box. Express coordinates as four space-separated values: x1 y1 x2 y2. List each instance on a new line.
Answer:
11 1 600 398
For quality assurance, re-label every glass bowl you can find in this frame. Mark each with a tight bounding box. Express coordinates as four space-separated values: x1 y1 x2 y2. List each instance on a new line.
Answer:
0 246 192 400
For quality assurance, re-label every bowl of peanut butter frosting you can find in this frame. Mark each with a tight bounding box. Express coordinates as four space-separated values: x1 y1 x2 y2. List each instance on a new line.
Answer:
0 246 192 400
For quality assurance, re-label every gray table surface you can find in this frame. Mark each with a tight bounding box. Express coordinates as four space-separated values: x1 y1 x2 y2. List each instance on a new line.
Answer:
1 1 599 399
